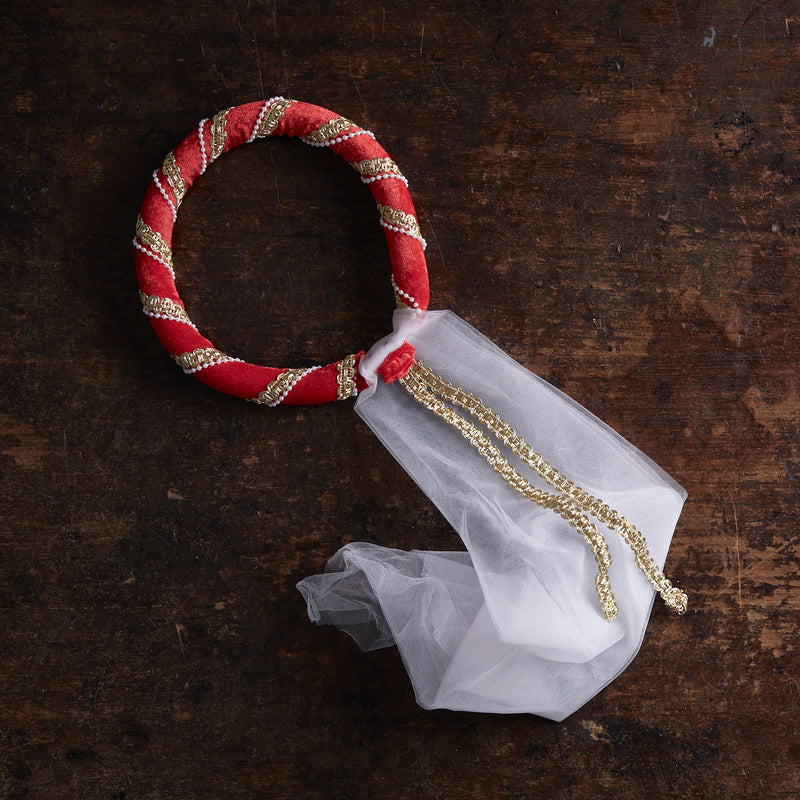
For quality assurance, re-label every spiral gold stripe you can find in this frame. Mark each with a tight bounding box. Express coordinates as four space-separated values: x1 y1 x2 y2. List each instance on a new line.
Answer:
161 152 186 206
256 98 293 138
139 292 195 327
252 369 309 406
209 109 228 162
173 347 231 372
351 157 402 178
336 354 358 400
135 216 173 268
377 204 422 240
304 117 357 144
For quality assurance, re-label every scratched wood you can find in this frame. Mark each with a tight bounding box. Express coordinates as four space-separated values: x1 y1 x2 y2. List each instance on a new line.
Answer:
1 1 799 797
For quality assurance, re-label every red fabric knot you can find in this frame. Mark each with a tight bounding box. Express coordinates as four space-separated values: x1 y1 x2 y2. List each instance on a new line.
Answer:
377 342 416 383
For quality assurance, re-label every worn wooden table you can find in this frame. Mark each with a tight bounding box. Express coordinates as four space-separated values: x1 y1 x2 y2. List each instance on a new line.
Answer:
2 1 798 797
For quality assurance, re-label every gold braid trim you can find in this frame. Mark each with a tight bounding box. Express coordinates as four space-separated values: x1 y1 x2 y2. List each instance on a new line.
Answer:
173 347 231 372
256 98 293 138
209 109 228 162
161 152 186 206
336 354 358 400
399 362 618 621
409 362 688 615
399 360 689 620
352 157 402 178
139 292 195 327
304 117 357 144
135 216 173 268
252 369 309 406
377 204 422 240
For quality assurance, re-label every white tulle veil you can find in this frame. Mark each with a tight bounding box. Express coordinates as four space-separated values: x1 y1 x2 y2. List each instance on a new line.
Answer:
298 310 685 720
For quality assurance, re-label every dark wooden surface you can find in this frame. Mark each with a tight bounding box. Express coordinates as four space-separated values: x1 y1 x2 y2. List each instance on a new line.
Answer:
2 1 799 797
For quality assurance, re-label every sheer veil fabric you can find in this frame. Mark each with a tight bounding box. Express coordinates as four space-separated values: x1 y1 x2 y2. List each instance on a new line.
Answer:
297 310 686 720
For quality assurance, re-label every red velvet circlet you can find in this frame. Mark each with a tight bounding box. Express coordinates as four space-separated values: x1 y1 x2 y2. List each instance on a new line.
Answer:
134 98 428 404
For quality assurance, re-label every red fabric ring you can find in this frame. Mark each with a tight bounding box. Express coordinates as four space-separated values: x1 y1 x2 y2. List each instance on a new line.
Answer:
134 98 430 406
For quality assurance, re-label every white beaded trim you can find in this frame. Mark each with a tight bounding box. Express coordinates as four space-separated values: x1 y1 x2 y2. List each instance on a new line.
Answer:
268 365 322 407
302 129 376 148
142 308 198 330
198 117 209 174
361 173 409 187
247 96 284 143
380 219 427 250
392 276 421 311
133 237 176 280
183 355 245 375
152 170 177 221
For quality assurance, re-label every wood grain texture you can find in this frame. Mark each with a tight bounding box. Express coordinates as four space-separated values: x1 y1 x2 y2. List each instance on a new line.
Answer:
1 1 798 797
